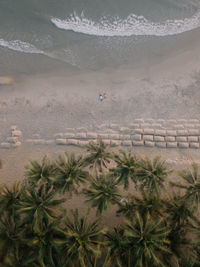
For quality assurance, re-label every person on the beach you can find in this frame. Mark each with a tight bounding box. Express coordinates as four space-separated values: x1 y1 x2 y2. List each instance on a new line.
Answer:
99 92 107 101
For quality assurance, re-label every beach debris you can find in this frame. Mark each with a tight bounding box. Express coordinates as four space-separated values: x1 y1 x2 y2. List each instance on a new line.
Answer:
0 76 14 85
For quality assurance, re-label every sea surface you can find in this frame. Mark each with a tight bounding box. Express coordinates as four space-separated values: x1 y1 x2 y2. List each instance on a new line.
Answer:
0 0 200 74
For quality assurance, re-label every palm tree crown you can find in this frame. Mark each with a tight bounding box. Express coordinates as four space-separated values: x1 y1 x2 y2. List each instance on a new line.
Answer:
111 150 139 190
137 156 172 196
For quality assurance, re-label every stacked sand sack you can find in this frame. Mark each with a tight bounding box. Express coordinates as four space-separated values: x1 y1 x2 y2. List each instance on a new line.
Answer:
1 126 22 148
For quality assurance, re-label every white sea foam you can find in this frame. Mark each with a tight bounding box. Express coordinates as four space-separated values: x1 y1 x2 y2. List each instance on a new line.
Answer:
0 39 44 54
51 11 200 37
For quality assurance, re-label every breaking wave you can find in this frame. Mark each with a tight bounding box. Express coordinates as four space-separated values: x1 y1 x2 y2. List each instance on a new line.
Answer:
0 39 44 54
51 11 200 37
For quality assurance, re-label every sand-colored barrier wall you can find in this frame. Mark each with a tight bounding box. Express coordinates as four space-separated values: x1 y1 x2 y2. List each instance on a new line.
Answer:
1 119 200 149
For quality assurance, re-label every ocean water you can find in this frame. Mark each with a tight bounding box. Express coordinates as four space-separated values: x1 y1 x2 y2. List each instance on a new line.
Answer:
0 0 200 73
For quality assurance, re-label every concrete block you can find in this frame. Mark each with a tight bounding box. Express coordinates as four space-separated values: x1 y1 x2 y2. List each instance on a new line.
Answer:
120 127 131 134
152 123 162 129
177 130 188 136
0 142 11 149
121 140 132 146
154 136 165 142
110 140 121 146
143 129 154 135
178 142 189 148
173 124 184 129
63 133 75 139
154 130 166 136
166 120 177 124
56 139 67 145
97 133 109 139
188 119 199 124
75 133 87 139
143 135 154 141
188 129 199 136
6 137 18 143
134 119 144 124
67 139 79 146
87 132 97 139
119 134 130 140
190 143 200 149
76 127 87 132
140 123 151 128
188 136 198 142
131 134 142 141
177 119 187 123
110 123 120 130
65 128 75 132
167 142 177 148
155 142 166 148
11 141 22 148
166 130 177 136
176 136 187 142
109 134 120 140
129 123 140 129
102 139 110 145
10 125 17 131
144 118 154 123
11 130 22 137
144 141 155 147
156 119 165 124
134 129 143 134
132 140 144 146
54 133 64 138
78 140 89 147
184 124 195 129
165 136 176 142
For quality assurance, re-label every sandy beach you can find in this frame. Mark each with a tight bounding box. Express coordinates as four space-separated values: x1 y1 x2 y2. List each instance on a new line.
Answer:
0 28 200 184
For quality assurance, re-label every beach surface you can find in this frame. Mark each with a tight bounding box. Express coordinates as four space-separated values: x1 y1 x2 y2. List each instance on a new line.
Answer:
0 27 200 184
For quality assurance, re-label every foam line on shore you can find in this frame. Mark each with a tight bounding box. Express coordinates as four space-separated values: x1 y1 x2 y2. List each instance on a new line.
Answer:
51 11 200 37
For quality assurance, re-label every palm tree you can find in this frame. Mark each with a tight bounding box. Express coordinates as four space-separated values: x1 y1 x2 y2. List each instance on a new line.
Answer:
24 155 55 189
83 138 112 172
170 163 200 211
83 173 121 215
105 227 128 267
111 150 139 190
54 209 107 267
0 214 27 265
124 212 171 267
0 181 22 218
24 220 64 267
50 152 89 195
117 190 164 219
165 194 198 228
16 185 65 234
137 156 172 197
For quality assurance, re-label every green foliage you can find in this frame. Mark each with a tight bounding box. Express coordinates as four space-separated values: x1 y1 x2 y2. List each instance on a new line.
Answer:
111 150 139 189
83 138 112 172
170 163 200 211
124 212 171 267
137 156 172 196
50 152 89 195
1 146 200 266
55 209 107 267
83 173 120 214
